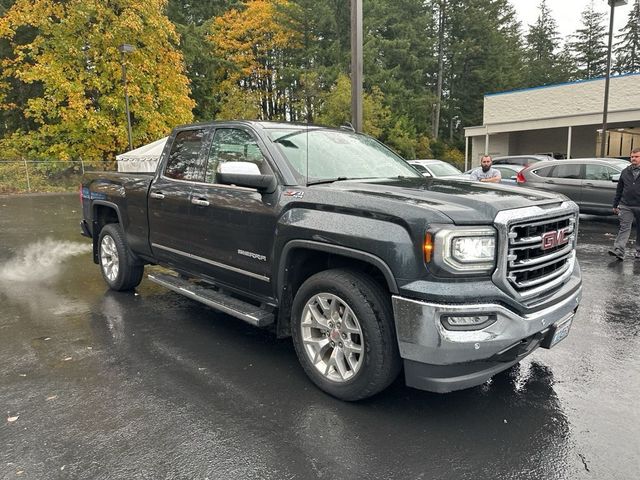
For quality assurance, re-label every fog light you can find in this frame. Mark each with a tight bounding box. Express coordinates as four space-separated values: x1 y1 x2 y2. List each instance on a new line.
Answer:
442 314 496 331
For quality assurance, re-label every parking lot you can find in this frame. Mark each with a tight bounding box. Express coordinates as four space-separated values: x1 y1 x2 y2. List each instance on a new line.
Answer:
1 193 638 479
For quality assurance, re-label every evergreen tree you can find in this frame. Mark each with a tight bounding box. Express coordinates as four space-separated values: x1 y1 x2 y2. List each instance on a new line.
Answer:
570 0 608 79
523 0 572 86
166 1 237 121
363 0 436 136
613 0 640 74
445 0 525 132
0 0 194 161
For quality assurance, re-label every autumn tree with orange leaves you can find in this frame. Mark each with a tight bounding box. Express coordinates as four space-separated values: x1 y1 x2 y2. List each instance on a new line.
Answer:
209 0 304 121
0 0 194 162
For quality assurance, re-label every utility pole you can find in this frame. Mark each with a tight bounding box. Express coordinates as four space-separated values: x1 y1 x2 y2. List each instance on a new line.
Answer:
351 0 363 132
600 1 628 157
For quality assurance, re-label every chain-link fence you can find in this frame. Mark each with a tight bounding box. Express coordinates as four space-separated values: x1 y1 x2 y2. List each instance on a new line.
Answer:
0 159 118 194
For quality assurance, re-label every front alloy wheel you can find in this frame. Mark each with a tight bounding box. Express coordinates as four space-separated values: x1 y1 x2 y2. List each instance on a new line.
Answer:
300 293 364 382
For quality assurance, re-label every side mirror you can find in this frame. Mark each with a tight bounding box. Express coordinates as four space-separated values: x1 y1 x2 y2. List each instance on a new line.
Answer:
422 172 433 178
611 174 620 183
218 161 276 193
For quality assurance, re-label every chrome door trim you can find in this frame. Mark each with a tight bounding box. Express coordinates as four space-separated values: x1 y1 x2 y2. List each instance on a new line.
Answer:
152 243 270 282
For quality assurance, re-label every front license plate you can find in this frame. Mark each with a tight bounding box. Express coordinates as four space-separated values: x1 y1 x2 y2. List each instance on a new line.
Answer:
547 316 573 349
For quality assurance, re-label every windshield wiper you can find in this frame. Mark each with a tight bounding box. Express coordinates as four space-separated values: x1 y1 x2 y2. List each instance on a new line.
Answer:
306 177 350 186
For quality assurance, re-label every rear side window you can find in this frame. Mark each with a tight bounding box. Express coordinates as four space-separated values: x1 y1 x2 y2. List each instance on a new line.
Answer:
164 129 206 181
532 166 554 177
551 164 582 179
495 167 517 179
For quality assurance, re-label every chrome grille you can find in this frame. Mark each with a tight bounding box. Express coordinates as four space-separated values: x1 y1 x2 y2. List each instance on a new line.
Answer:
506 214 576 299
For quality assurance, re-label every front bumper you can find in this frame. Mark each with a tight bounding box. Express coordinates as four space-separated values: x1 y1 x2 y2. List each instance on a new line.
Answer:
392 284 581 393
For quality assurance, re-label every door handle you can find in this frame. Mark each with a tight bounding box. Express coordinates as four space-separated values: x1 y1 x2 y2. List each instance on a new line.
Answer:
584 182 594 187
191 198 210 207
149 191 165 199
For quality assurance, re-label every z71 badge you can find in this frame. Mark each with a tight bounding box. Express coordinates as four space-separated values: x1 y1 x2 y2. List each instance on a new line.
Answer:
283 190 304 198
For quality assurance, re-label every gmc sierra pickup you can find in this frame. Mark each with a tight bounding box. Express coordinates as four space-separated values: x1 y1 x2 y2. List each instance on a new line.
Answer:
81 121 582 400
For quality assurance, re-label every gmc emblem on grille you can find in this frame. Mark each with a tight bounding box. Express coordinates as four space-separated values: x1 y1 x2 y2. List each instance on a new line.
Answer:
541 229 569 250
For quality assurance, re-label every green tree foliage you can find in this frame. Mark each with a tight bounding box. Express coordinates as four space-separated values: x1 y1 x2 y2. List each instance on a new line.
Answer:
570 1 608 79
523 0 573 86
363 0 436 134
316 73 390 139
445 0 524 130
0 0 194 162
167 0 236 120
614 0 640 74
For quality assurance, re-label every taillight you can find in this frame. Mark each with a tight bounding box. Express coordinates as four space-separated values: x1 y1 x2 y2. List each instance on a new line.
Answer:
516 172 526 184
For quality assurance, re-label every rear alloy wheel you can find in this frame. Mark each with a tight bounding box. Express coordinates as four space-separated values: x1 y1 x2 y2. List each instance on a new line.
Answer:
291 269 401 401
98 224 144 291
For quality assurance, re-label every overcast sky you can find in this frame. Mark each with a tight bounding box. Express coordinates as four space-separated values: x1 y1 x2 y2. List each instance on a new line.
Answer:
510 0 634 43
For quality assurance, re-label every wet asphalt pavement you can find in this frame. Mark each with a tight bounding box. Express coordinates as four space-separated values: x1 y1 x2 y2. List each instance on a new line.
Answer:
0 194 638 480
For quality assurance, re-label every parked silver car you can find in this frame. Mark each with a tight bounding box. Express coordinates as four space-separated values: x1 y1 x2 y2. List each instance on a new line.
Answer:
492 154 553 167
516 158 630 215
407 159 464 178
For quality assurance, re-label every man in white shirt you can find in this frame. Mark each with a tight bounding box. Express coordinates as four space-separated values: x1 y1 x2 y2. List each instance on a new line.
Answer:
470 155 502 183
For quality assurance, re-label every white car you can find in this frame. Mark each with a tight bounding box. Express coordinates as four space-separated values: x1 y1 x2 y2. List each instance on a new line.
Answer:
407 159 464 178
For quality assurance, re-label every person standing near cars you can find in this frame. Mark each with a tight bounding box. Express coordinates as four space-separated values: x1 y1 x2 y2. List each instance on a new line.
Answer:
609 147 640 260
470 155 502 183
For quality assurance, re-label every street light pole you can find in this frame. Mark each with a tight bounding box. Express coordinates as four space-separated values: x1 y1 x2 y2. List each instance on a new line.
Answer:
600 0 627 158
119 44 136 151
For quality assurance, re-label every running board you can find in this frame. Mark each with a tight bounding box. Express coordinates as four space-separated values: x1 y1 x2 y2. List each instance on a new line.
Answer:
147 273 274 327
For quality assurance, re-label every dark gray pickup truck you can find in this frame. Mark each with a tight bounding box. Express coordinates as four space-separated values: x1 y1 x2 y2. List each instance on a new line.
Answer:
81 121 582 400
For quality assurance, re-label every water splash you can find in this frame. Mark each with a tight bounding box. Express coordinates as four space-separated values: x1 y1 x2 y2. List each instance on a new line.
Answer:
0 238 92 282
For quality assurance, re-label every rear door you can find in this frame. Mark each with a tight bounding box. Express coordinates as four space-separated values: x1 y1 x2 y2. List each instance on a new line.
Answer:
148 127 209 269
542 163 584 203
188 127 280 299
582 163 620 212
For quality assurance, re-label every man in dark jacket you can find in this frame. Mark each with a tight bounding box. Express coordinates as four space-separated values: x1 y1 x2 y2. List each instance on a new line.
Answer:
609 147 640 260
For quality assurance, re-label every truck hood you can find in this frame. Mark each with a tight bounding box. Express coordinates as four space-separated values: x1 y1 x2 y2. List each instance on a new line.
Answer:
325 177 566 224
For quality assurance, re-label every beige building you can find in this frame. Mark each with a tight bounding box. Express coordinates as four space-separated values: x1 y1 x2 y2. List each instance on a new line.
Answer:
464 73 640 169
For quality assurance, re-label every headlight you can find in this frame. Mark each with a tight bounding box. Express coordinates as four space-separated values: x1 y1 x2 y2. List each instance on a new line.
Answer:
430 227 497 274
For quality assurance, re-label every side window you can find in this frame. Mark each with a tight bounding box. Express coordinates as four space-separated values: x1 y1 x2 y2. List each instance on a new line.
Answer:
551 164 582 179
496 167 517 179
205 128 269 184
164 129 206 181
585 164 612 181
533 166 554 177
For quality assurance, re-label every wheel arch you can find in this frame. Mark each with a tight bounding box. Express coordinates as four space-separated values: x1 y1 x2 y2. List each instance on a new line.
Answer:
91 201 122 263
275 240 398 338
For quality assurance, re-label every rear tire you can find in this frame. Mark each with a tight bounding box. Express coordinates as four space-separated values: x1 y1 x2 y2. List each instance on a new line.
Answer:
98 224 144 291
291 269 401 401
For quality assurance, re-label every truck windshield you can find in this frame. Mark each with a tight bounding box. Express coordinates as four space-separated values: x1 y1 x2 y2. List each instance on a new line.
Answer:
268 129 420 184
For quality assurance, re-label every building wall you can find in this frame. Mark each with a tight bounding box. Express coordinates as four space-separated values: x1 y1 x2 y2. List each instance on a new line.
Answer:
483 74 640 126
470 133 510 167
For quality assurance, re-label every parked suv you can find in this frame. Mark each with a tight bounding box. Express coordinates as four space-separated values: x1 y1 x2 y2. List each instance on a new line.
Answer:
516 158 630 215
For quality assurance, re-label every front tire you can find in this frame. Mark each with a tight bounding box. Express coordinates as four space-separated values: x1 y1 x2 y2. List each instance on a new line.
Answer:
291 269 401 401
98 224 144 291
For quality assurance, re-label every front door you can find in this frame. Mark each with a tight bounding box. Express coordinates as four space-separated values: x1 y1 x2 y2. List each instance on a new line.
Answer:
188 127 280 299
582 163 619 212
